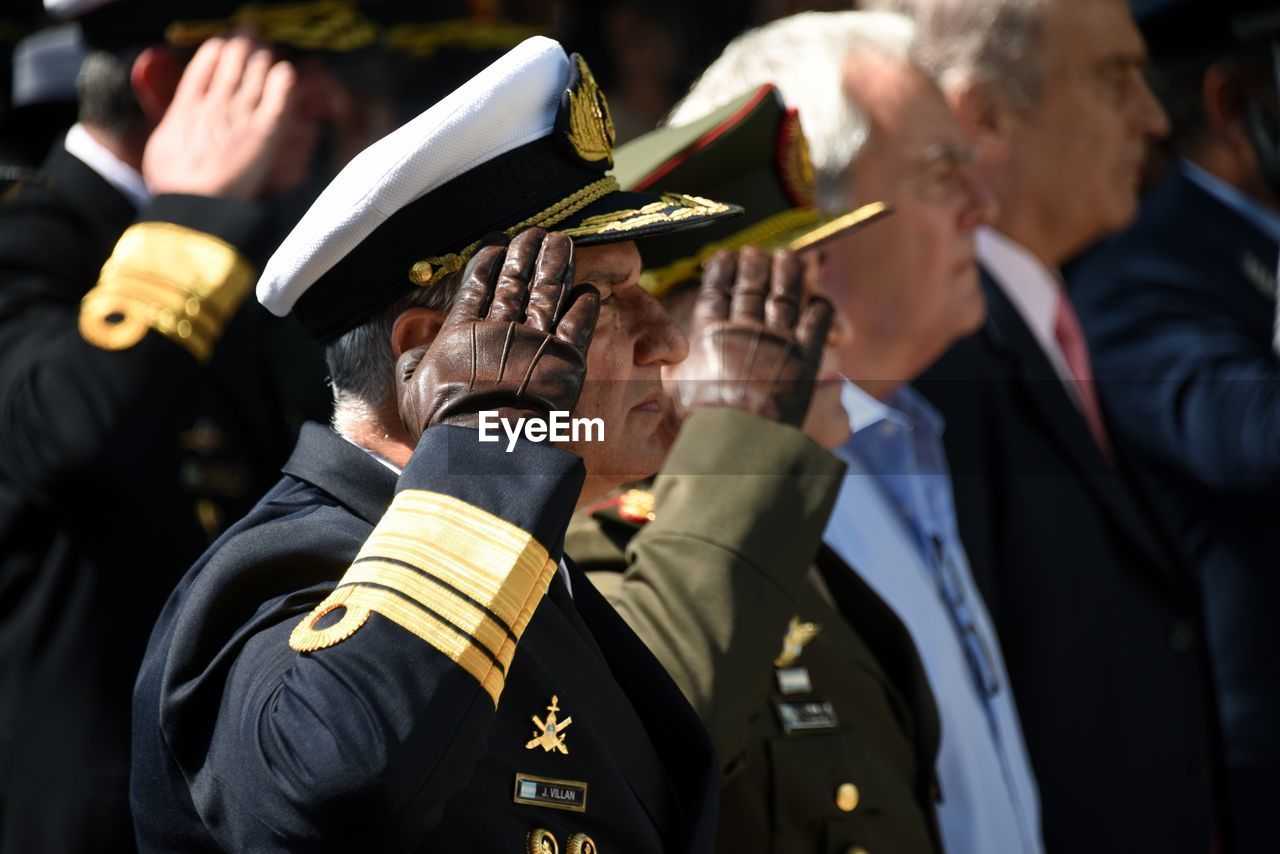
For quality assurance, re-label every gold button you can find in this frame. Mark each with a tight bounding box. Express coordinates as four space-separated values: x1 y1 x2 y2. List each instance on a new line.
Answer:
835 782 860 812
846 848 869 854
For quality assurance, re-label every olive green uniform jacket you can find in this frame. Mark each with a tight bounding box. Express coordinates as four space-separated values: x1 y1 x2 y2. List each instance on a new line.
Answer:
568 408 945 854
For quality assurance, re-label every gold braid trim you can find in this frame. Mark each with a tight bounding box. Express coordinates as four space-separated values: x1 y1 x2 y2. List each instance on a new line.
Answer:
382 20 544 57
409 176 620 288
788 201 890 252
289 489 559 707
79 222 255 362
639 200 890 298
639 207 822 298
165 1 377 52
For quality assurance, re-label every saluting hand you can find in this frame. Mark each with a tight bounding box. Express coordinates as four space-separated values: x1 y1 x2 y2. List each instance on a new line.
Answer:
143 34 316 200
668 246 833 426
397 228 601 442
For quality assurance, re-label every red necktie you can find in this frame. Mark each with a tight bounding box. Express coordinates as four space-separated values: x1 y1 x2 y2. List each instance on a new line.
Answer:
1053 286 1112 458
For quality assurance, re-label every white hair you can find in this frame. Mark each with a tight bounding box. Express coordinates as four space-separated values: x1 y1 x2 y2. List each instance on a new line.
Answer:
865 0 1048 107
666 11 917 211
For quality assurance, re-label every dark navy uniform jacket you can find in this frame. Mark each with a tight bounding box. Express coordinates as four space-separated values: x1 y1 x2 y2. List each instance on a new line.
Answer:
131 422 719 852
1072 168 1280 773
0 147 290 853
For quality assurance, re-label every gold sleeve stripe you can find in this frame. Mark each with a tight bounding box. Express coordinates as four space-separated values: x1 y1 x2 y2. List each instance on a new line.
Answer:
289 489 561 706
351 555 518 639
351 490 553 631
344 560 516 660
289 583 512 702
78 222 255 362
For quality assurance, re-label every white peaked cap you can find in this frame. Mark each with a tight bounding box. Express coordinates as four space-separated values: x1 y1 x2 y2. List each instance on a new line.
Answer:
257 37 568 319
253 36 739 342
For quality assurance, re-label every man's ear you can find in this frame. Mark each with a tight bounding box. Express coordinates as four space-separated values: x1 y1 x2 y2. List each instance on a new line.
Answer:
130 47 185 124
391 307 446 359
1202 63 1254 151
948 80 1018 164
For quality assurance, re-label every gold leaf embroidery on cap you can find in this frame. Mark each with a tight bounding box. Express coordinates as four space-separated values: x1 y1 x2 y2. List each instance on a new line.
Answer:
165 1 377 52
408 177 622 288
565 55 616 166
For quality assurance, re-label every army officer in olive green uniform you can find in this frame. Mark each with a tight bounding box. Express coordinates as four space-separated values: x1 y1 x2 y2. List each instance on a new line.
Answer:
566 86 945 854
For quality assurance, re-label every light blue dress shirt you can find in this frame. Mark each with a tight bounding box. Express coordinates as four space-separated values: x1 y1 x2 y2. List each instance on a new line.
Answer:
824 380 1044 854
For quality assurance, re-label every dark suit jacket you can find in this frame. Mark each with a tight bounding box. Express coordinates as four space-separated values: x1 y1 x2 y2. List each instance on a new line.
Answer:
0 148 286 853
571 409 943 854
133 423 719 853
915 264 1222 853
1072 168 1280 772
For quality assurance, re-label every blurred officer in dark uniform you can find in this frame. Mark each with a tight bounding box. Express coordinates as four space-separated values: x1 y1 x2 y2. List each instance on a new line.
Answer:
1072 2 1280 850
0 20 84 178
0 1 373 849
0 0 56 186
567 86 947 854
132 37 741 852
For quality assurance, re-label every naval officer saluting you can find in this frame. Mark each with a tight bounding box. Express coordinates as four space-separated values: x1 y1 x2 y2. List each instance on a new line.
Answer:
131 36 740 853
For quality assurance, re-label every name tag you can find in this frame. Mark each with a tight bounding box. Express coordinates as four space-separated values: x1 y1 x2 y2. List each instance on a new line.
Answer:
775 666 812 695
513 773 588 813
775 699 839 735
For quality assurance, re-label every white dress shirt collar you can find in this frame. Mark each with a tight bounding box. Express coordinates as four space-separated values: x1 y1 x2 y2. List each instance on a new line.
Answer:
63 122 151 210
978 226 1078 399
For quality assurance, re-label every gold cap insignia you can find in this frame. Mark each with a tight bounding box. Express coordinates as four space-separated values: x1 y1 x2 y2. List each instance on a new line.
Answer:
776 108 816 208
564 55 616 167
526 695 573 754
774 615 822 668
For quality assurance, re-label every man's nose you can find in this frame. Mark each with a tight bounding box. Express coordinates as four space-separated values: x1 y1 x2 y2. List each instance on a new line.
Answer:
636 292 690 367
958 165 998 230
1133 73 1170 140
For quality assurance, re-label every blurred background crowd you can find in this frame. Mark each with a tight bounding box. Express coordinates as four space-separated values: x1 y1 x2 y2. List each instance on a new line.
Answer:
2 0 1279 852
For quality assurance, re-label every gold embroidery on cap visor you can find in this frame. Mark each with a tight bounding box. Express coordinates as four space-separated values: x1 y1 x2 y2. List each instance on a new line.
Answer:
408 181 735 289
289 489 559 706
79 222 256 361
164 0 377 51
640 201 891 299
382 20 544 57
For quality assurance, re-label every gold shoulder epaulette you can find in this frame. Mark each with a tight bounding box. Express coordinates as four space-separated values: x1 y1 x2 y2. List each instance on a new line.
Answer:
79 222 255 361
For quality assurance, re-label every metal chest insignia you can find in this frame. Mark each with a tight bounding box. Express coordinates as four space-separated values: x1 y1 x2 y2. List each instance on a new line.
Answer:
526 695 573 754
527 828 560 853
774 616 822 668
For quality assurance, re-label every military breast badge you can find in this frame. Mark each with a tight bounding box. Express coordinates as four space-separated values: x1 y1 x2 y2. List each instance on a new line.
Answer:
774 615 822 668
527 695 573 754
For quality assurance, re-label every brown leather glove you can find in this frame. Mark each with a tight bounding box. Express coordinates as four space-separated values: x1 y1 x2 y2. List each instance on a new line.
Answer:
397 228 601 442
668 246 833 426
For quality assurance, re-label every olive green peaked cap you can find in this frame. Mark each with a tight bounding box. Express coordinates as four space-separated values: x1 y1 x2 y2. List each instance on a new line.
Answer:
614 84 890 297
